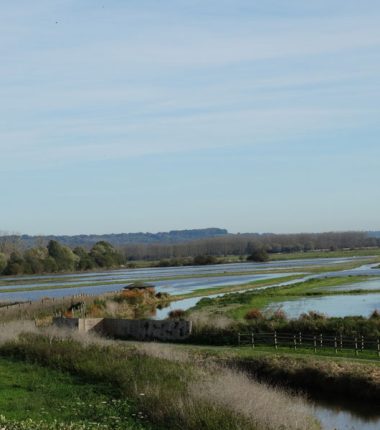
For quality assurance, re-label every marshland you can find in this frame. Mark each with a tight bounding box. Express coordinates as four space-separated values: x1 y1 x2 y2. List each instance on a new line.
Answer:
1 238 380 429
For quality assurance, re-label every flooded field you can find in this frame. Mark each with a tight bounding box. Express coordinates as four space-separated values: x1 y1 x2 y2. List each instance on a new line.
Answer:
0 257 369 303
266 293 380 318
0 273 294 302
322 277 380 292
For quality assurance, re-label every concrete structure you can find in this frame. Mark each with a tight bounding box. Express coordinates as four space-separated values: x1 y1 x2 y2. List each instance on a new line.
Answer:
53 317 192 341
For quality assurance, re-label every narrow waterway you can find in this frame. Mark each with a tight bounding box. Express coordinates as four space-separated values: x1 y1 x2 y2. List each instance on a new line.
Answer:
314 401 380 430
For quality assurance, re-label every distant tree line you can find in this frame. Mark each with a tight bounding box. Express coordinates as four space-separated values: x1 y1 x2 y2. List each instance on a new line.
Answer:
0 240 124 276
0 228 228 249
0 231 378 276
121 231 379 261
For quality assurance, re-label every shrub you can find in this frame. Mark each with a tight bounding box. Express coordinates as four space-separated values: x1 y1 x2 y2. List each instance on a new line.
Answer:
247 248 269 262
244 309 263 320
300 311 326 321
272 309 288 321
193 255 217 265
168 309 186 319
370 309 380 319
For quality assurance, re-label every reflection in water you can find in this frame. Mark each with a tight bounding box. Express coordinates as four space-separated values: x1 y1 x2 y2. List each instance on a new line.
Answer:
267 294 380 318
315 404 380 430
0 273 292 302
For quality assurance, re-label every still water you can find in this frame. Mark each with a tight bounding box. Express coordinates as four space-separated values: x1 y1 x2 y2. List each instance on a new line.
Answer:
266 293 380 318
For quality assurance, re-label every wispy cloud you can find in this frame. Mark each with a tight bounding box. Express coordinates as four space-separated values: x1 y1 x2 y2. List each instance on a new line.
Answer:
1 1 380 233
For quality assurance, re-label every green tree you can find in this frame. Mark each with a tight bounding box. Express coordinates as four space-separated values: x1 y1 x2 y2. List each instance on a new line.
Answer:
0 252 7 273
47 240 77 271
3 252 25 275
73 246 96 270
23 247 49 274
90 241 123 268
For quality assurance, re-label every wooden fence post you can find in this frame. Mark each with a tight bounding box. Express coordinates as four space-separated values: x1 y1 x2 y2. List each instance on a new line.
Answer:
313 335 317 353
320 333 323 349
361 336 364 352
293 334 297 350
377 338 380 358
251 332 255 349
238 333 241 346
354 337 358 356
340 334 343 351
299 331 302 345
334 336 337 354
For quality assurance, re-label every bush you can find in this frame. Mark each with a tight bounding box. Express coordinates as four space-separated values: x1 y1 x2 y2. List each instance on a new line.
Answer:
300 311 327 321
193 255 217 265
247 249 269 262
168 309 186 319
244 309 263 320
370 309 380 319
271 309 288 321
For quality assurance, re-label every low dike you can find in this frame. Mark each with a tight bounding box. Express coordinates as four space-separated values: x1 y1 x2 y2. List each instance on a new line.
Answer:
53 317 192 341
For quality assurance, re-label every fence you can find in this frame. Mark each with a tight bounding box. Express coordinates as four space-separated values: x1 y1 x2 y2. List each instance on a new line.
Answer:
237 331 380 357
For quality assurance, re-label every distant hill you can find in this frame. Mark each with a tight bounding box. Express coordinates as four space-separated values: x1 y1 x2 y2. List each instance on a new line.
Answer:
2 228 229 249
367 231 380 238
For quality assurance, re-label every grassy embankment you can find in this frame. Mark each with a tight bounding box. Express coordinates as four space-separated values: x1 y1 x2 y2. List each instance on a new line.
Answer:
1 329 379 426
0 357 147 429
163 342 380 404
0 330 319 430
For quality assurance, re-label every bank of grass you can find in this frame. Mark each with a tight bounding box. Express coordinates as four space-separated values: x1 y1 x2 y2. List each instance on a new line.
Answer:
0 357 147 429
127 342 380 406
0 331 319 430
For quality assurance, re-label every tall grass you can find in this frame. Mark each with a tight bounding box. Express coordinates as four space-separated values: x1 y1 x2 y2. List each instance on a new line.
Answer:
0 328 319 430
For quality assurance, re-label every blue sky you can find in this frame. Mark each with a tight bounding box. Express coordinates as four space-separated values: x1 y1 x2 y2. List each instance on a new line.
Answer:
1 1 379 235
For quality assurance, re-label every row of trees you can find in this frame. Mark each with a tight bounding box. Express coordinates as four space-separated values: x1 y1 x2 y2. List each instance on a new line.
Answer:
121 231 379 261
0 231 378 276
0 240 124 276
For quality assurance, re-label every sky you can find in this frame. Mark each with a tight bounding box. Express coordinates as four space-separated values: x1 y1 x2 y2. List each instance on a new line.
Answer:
1 0 379 235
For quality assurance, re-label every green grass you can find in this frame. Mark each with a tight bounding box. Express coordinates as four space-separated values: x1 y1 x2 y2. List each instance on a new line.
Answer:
166 342 380 364
0 357 147 429
1 334 305 430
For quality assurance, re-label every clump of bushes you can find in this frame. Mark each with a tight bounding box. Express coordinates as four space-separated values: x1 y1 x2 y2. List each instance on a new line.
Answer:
246 248 269 262
168 309 186 319
245 309 263 320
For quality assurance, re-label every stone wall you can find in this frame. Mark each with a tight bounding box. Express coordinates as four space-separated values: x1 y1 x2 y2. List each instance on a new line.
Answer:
53 317 192 341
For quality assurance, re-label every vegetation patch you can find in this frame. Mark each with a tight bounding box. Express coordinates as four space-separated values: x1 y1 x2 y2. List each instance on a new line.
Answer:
0 332 319 430
0 357 147 429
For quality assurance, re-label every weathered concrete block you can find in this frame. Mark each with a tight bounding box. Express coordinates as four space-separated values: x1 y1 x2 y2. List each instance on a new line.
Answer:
53 317 192 341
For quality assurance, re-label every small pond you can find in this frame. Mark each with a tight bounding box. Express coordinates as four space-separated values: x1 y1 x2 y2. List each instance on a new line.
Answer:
266 293 380 318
